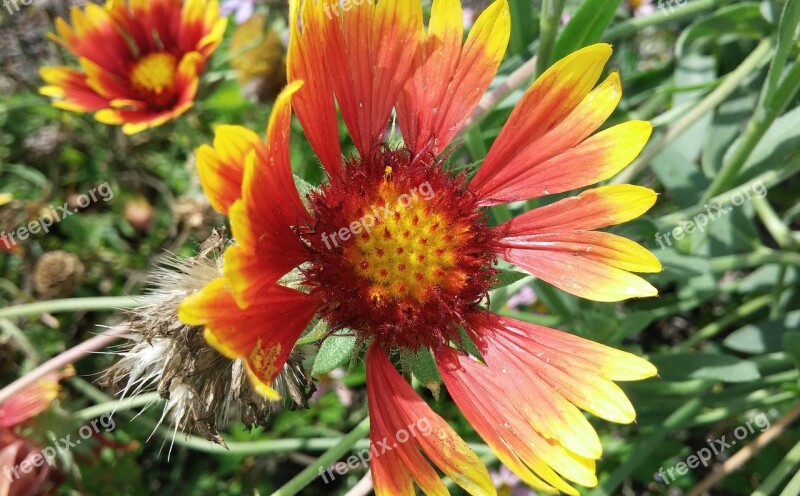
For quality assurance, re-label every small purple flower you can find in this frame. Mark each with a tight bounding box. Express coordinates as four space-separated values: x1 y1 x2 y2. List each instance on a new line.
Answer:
310 368 353 406
490 465 537 496
221 0 255 25
506 285 536 311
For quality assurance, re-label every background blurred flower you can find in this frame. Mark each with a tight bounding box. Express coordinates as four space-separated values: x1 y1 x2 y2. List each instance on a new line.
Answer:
491 465 536 496
228 14 287 101
39 0 227 134
221 0 255 24
309 368 353 407
505 285 536 310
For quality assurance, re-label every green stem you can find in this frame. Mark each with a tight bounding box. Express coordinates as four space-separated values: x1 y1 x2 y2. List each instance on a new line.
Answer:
271 417 371 496
535 0 565 76
676 294 773 350
613 39 773 185
771 265 788 318
753 196 796 249
0 296 141 320
589 398 705 496
0 318 41 362
658 157 800 225
778 464 800 496
704 45 800 199
603 0 721 41
708 250 800 272
74 392 162 422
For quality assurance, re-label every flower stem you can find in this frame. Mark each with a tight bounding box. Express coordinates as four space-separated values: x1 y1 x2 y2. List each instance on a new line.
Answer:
535 0 565 76
74 392 162 422
0 296 140 320
613 38 773 185
603 0 722 40
0 324 128 406
708 250 800 272
271 417 371 496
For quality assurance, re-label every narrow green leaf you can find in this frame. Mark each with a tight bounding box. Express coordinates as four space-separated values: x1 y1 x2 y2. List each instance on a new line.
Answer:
491 269 529 291
649 352 761 382
553 0 619 61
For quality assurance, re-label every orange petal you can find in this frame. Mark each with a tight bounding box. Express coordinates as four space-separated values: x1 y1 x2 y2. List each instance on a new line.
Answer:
397 0 510 155
288 0 343 179
196 125 262 214
178 277 319 400
367 345 495 496
494 231 661 301
324 0 422 156
498 185 657 234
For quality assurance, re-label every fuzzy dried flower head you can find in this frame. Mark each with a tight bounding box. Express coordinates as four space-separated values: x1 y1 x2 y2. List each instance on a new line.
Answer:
104 231 311 447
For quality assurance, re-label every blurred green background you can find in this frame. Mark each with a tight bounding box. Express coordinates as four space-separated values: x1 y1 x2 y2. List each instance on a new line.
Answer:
1 0 799 495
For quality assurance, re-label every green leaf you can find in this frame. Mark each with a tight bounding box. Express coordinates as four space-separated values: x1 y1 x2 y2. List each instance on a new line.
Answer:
553 0 619 61
649 352 761 382
400 348 442 399
676 4 770 57
723 310 800 354
783 331 800 370
312 330 358 376
491 269 529 291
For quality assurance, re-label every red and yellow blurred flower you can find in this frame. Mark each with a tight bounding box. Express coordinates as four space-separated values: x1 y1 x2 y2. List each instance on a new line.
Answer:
40 0 227 135
180 0 661 493
0 368 72 496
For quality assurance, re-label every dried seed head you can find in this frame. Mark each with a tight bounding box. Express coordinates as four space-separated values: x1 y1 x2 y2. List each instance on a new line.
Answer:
104 230 312 447
34 251 85 299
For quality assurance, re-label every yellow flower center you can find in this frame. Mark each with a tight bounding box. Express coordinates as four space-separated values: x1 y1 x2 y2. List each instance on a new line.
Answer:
130 52 178 94
346 169 470 304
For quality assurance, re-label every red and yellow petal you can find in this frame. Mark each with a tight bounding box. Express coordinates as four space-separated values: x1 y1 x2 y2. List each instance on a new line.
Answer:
438 347 593 495
471 44 648 205
196 125 262 215
92 51 201 134
397 0 510 155
0 367 74 428
224 83 311 307
494 230 660 302
366 345 495 496
499 185 657 234
59 2 135 74
323 0 423 156
437 313 656 494
39 66 110 112
467 313 657 421
288 0 343 178
178 277 320 400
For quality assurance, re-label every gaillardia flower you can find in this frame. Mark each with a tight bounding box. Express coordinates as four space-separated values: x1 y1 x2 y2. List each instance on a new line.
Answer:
39 0 227 135
180 0 661 493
